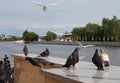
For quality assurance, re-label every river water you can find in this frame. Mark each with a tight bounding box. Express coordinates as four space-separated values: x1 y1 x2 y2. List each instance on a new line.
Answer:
0 42 120 66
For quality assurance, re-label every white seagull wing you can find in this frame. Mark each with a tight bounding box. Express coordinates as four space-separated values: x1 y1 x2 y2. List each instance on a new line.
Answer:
76 41 95 48
83 45 95 48
76 41 83 48
32 1 45 7
48 3 58 6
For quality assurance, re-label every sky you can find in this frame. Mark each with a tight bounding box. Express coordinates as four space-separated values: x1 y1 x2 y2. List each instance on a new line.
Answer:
0 0 120 36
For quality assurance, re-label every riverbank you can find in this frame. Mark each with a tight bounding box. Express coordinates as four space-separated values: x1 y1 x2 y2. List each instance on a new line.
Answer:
33 41 120 47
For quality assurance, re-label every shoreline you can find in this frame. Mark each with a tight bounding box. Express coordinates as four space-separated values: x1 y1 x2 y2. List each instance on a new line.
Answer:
33 41 120 47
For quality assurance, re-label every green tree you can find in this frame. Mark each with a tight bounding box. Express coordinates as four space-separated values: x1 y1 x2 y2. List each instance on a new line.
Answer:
45 31 57 41
72 27 84 41
23 30 39 43
71 16 120 41
85 23 100 41
102 16 120 41
23 30 28 37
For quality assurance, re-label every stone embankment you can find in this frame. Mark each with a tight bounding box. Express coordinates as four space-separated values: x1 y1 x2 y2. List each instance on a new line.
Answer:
33 41 120 47
83 41 120 47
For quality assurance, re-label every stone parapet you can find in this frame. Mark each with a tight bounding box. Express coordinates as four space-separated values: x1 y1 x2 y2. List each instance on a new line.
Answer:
13 54 120 83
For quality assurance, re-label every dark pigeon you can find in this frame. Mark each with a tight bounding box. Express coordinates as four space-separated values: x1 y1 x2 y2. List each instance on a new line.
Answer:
25 57 54 67
0 60 4 67
4 55 8 62
3 55 13 83
23 45 28 56
39 48 50 57
63 47 79 68
92 49 104 70
0 60 5 83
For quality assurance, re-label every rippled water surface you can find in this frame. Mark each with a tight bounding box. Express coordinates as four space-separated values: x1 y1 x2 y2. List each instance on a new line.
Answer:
0 42 120 66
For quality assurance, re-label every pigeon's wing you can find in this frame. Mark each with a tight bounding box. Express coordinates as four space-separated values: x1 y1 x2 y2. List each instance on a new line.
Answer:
25 57 38 66
63 55 73 67
40 51 46 56
73 54 79 63
25 57 45 67
71 48 79 60
92 55 103 68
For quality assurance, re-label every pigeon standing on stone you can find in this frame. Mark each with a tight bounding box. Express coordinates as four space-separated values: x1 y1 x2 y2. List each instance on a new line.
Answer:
100 49 110 67
3 55 13 83
23 45 28 56
39 48 50 57
0 60 5 83
25 57 54 67
92 49 104 70
0 60 4 67
63 47 79 68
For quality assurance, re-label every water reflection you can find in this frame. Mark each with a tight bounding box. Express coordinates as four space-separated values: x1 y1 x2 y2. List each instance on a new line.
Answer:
62 68 79 80
92 67 109 83
0 42 120 66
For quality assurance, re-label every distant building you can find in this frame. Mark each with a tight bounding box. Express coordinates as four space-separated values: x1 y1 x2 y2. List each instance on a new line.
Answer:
39 36 46 41
38 31 72 42
61 32 72 42
0 34 13 40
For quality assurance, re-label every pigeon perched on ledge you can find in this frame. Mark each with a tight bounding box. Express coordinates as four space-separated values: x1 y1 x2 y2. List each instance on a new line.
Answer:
63 47 79 68
23 45 28 56
25 57 54 67
100 49 110 67
38 48 50 57
92 49 104 70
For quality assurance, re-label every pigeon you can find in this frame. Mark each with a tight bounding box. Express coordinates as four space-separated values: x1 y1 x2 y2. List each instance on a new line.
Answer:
39 48 50 57
92 49 104 70
63 47 79 68
25 57 54 67
100 49 110 67
23 45 28 56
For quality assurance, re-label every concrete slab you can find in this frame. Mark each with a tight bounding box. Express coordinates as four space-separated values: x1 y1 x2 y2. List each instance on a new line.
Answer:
43 60 120 83
13 54 120 83
13 54 66 65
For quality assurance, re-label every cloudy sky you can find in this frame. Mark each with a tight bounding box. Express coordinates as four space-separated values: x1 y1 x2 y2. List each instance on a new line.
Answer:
0 0 120 36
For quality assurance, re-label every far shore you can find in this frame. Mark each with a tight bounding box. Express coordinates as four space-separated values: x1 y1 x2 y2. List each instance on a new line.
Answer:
33 41 120 47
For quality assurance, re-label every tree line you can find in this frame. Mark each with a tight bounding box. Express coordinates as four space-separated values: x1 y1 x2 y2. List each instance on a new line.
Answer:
72 16 120 41
22 16 120 42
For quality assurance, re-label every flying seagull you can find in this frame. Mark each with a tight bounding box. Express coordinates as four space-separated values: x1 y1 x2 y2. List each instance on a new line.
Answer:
32 0 58 12
76 41 95 49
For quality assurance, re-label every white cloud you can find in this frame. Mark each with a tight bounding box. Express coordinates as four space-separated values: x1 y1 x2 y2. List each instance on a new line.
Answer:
31 22 82 29
0 20 27 27
0 19 83 31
